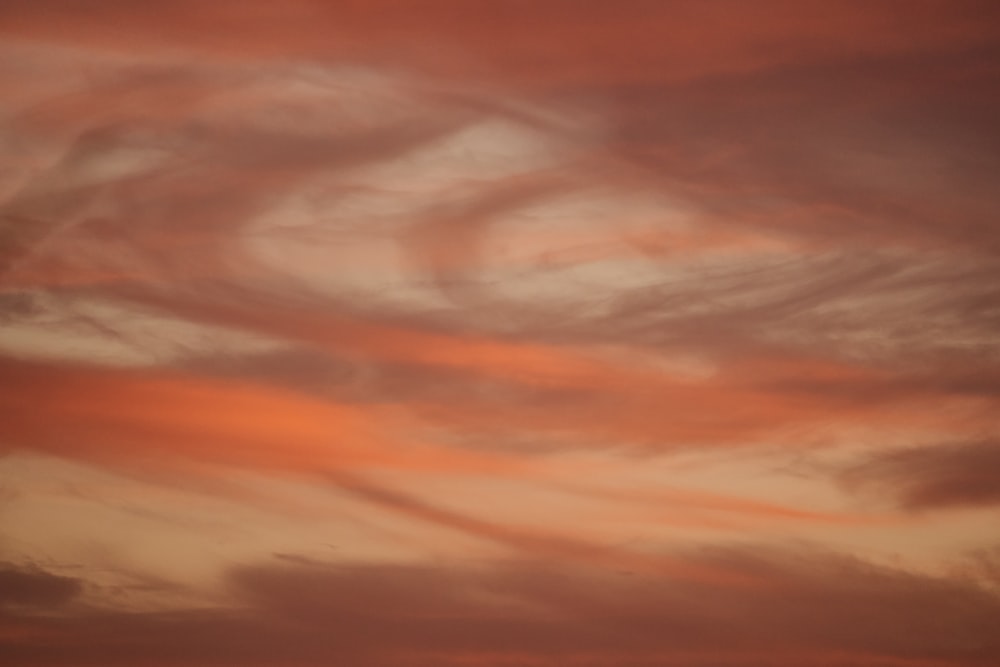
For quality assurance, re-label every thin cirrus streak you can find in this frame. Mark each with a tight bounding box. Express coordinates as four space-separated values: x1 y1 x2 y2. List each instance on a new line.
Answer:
2 2 1000 666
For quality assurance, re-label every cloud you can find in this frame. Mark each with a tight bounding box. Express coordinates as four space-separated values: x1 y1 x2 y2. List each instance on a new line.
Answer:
324 471 757 585
3 16 999 438
3 6 1000 666
0 563 82 608
0 355 525 478
3 546 1000 666
3 1 999 89
842 440 1000 511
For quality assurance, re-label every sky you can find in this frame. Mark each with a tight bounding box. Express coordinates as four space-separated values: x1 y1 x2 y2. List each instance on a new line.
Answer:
1 1 1000 665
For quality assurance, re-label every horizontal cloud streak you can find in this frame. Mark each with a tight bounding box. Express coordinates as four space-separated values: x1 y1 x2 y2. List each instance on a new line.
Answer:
0 356 524 477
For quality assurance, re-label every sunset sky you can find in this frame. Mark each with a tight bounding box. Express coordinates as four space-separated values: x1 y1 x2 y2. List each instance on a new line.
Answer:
2 2 1000 666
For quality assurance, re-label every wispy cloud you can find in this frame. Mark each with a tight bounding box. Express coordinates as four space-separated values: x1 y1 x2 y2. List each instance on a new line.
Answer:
2 2 1000 666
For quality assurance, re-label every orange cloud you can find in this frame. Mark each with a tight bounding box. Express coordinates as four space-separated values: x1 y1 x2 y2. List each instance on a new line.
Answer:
0 356 523 477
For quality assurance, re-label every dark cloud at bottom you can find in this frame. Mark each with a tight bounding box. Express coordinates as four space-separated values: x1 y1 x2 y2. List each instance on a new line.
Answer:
3 547 1000 667
0 564 82 608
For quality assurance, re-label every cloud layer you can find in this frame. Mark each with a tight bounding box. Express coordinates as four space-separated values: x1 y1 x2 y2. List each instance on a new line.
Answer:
3 547 1000 667
2 2 1000 666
